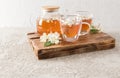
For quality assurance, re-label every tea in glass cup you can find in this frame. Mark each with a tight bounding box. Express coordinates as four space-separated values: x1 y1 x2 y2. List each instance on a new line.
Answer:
76 11 93 34
60 14 90 42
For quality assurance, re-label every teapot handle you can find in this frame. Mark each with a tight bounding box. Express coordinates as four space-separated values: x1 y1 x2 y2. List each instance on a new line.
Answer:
29 14 38 28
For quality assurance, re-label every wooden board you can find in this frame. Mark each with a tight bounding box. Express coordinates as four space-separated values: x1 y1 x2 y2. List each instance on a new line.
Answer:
27 32 115 59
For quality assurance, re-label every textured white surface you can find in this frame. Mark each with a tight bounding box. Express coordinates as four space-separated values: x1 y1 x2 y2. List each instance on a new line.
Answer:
0 28 120 78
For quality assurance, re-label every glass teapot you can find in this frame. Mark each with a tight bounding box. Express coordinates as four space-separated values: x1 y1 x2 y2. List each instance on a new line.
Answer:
36 6 61 35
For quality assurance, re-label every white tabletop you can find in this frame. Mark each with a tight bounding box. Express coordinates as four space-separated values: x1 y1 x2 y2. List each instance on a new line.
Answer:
0 27 120 78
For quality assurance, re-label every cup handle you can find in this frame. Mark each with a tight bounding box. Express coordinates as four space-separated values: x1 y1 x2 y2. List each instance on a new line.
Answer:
80 22 90 35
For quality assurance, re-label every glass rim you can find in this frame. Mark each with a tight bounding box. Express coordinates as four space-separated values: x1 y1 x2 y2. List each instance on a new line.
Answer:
76 11 90 13
76 11 93 18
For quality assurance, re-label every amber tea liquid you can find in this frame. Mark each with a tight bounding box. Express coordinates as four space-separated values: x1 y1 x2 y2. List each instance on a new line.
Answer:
81 18 92 32
61 24 80 37
36 18 61 35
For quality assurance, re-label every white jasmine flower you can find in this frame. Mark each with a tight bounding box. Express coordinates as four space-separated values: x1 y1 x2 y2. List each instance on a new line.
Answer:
47 32 57 44
40 33 48 42
64 19 75 26
54 39 60 44
40 32 61 45
54 32 60 38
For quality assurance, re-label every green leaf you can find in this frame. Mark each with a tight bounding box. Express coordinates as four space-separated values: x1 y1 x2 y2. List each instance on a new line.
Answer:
44 41 53 47
90 25 100 34
90 28 99 34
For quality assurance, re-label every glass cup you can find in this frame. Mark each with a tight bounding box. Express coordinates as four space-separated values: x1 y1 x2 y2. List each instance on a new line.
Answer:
76 11 93 35
60 14 90 42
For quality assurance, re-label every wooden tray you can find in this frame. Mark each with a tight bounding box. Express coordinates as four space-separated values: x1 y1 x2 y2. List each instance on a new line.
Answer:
27 32 115 59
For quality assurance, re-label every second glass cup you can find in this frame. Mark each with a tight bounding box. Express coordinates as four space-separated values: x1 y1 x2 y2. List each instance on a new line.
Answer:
76 11 93 35
60 14 90 42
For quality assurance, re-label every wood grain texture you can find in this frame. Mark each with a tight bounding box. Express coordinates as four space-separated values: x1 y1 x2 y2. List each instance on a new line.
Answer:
27 32 115 59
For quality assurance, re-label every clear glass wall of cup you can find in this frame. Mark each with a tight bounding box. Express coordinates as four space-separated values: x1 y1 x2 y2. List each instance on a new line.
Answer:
76 11 93 35
36 6 61 35
60 14 90 42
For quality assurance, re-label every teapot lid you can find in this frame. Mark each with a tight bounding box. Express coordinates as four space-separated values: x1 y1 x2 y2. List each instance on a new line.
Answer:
41 6 60 12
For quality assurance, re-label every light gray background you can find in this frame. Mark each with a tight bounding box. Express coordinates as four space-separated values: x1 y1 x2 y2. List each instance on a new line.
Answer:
0 0 120 31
